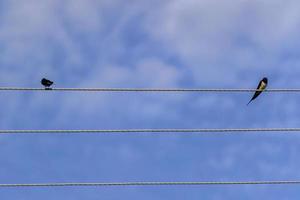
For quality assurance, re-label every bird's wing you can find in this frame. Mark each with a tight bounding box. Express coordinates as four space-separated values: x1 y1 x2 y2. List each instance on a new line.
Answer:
247 80 268 105
256 80 263 90
248 81 264 103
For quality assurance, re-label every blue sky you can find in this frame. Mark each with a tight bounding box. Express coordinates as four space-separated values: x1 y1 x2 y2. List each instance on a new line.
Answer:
0 0 300 199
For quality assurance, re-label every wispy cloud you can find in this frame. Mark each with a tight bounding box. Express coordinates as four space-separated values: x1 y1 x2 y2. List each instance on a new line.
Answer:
1 1 300 199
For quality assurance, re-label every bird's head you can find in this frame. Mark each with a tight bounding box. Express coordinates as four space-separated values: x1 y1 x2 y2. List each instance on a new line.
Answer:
262 77 268 83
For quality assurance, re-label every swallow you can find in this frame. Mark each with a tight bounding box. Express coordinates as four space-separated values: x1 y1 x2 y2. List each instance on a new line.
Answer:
247 77 268 105
41 78 54 90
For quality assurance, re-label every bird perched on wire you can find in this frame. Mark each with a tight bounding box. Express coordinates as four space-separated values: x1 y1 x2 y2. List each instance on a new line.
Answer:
41 78 54 90
247 77 268 105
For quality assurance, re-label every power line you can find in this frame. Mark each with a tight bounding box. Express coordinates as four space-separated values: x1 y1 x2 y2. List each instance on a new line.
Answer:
1 128 300 134
0 87 300 92
0 181 299 188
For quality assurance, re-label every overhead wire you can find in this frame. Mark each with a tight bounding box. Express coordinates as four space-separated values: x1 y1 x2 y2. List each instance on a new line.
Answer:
0 180 299 188
0 128 300 134
0 87 300 92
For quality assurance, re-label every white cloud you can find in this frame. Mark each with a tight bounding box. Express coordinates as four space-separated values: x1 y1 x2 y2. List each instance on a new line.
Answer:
144 0 300 85
1 0 300 188
1 0 299 128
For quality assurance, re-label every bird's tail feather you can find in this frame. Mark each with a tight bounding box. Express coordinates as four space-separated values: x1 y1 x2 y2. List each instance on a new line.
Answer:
247 99 252 106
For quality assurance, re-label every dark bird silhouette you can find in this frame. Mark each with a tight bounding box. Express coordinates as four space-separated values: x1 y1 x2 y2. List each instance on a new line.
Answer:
41 78 54 89
247 77 268 105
